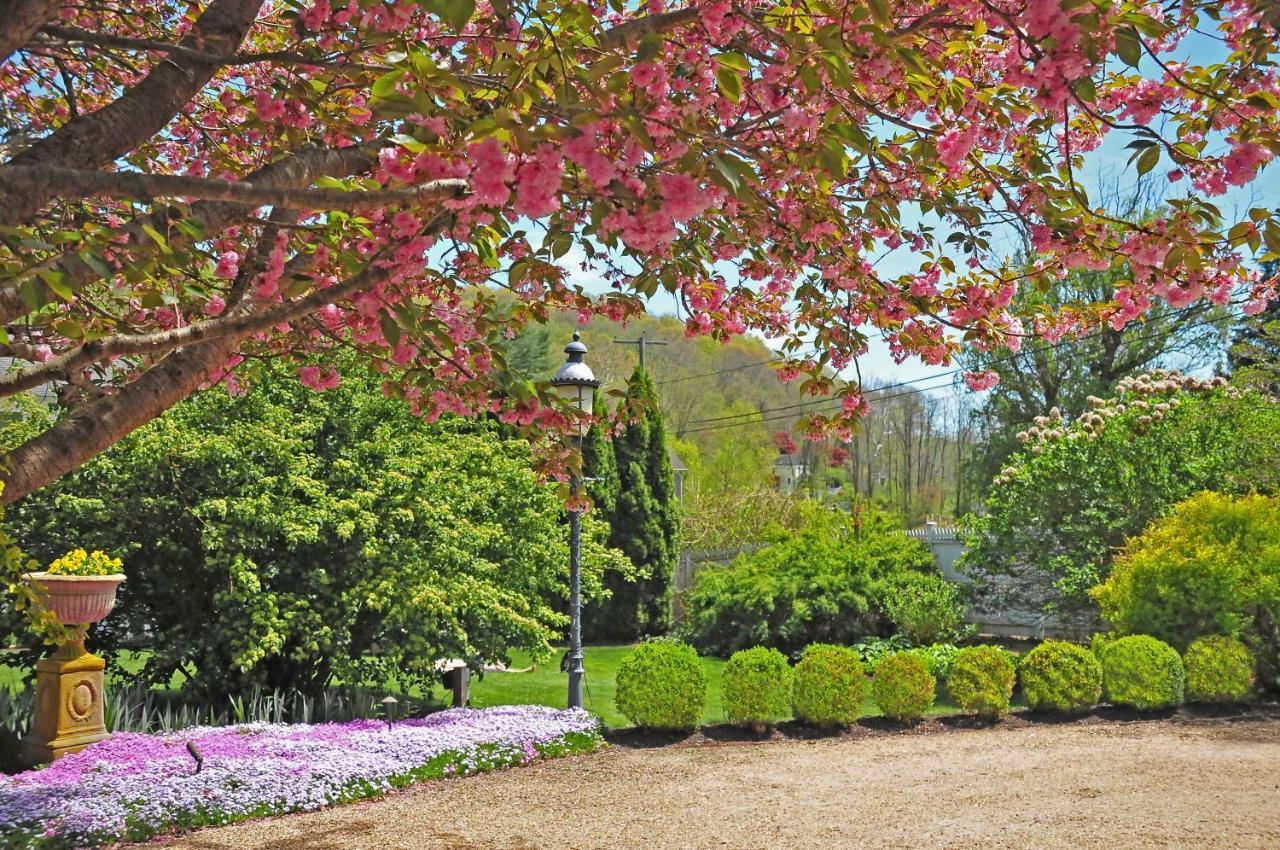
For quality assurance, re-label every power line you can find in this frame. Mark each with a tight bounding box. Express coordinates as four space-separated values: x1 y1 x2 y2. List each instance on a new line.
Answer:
679 308 1238 435
655 357 776 385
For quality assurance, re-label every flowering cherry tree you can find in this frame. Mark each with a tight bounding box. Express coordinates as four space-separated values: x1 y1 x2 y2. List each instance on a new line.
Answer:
0 0 1277 503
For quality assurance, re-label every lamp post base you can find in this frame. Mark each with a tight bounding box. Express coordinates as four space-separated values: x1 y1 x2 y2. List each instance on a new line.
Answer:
22 631 109 766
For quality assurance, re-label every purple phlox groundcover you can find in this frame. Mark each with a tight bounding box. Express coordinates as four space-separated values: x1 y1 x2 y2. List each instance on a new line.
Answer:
0 705 600 849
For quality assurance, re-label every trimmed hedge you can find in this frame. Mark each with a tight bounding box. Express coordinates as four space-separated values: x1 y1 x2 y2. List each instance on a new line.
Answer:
614 641 708 730
1184 635 1255 704
723 646 793 729
1020 640 1102 714
1100 635 1184 711
871 651 936 722
947 646 1016 719
792 643 867 727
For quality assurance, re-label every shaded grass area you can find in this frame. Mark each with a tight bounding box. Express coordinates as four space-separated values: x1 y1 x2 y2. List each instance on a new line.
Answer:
4 645 985 729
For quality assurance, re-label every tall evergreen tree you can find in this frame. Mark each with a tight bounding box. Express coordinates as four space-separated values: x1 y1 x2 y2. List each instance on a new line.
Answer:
584 366 679 640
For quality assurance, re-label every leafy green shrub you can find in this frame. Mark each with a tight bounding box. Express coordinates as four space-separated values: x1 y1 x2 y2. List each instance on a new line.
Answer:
883 573 968 644
4 358 629 700
614 641 708 730
1100 635 1184 711
722 646 793 729
947 646 1017 718
871 651 936 722
1092 491 1280 684
962 383 1280 627
1184 635 1255 704
853 634 911 668
1020 640 1102 714
683 504 936 656
792 644 867 727
906 643 960 682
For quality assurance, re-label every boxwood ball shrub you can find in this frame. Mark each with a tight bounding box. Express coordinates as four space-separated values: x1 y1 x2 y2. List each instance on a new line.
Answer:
1101 635 1184 711
871 651 936 722
947 646 1017 719
1020 640 1102 714
723 646 793 730
792 643 867 727
1184 635 1255 704
614 641 708 730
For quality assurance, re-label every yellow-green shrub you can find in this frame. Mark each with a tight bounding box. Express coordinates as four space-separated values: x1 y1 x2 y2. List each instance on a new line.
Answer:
1101 635 1184 710
1183 635 1254 704
1020 640 1101 714
791 644 866 727
722 646 793 729
615 641 707 730
947 646 1016 719
871 651 935 722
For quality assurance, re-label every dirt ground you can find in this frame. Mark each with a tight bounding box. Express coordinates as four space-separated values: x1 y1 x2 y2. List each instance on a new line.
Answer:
159 712 1280 850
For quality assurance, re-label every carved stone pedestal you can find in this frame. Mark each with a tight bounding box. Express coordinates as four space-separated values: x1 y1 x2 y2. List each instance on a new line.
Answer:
22 629 109 765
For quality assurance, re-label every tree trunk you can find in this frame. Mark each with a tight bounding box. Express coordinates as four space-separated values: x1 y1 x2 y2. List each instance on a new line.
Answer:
2 338 238 503
0 0 64 65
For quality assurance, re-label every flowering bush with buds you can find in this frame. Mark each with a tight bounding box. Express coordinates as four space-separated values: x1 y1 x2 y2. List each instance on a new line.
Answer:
961 376 1279 625
0 706 601 849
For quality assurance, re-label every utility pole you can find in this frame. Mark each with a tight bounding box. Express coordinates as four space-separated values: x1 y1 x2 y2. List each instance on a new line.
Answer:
613 333 668 372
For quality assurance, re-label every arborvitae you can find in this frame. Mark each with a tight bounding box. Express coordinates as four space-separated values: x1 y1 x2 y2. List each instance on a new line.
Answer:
584 366 679 640
583 392 619 518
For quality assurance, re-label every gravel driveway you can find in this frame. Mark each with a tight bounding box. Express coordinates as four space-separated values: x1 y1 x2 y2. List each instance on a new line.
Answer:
158 713 1280 849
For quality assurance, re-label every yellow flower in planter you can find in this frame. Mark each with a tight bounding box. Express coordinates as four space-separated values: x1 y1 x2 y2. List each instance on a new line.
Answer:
47 548 123 577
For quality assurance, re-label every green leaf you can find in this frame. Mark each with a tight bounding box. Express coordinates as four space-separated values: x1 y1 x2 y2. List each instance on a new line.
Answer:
1135 145 1160 176
380 310 401 347
715 66 742 101
1115 27 1142 68
420 0 474 31
716 52 751 72
141 224 172 254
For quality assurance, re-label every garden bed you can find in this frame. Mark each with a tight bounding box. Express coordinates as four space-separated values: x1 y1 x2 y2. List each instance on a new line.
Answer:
0 705 601 850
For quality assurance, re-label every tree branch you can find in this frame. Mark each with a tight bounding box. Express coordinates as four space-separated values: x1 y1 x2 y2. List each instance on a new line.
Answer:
0 260 395 397
0 165 468 215
596 8 699 50
0 0 64 65
0 143 382 326
0 0 265 226
36 24 389 72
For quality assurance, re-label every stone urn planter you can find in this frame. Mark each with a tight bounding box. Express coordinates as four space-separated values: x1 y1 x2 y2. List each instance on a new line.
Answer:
21 572 125 765
23 572 125 626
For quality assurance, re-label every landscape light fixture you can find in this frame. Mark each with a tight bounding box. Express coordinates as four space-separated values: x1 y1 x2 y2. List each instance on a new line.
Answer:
548 332 601 710
381 695 398 730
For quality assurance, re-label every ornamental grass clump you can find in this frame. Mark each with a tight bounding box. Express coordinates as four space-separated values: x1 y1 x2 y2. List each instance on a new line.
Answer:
791 643 867 727
1020 640 1102 714
722 646 793 731
1101 635 1184 711
947 646 1017 719
1184 635 1255 704
614 641 707 730
0 706 601 849
871 651 935 722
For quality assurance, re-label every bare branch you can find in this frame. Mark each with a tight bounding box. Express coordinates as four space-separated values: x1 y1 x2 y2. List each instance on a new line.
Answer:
0 165 468 215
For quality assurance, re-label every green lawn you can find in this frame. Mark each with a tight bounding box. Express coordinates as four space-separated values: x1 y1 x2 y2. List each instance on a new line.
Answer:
467 645 726 727
4 645 981 729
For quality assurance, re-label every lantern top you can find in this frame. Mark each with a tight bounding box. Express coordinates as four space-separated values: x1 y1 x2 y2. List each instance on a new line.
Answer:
551 332 600 388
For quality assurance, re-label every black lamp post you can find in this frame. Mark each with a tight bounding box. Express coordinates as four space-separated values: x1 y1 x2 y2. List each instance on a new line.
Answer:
549 332 599 710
